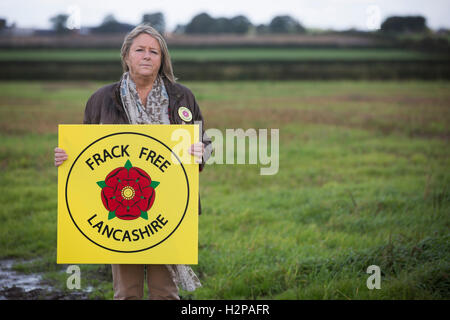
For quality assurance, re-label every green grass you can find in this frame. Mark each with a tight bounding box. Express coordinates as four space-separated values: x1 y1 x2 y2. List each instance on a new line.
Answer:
0 48 446 61
0 80 449 299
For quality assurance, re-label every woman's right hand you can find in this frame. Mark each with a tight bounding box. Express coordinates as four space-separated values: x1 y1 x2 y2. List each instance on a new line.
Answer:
54 147 68 167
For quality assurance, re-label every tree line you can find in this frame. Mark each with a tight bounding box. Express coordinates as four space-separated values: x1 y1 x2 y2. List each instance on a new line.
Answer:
36 11 433 35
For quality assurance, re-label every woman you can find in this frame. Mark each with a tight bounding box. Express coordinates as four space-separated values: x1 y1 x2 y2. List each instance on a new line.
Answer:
54 24 211 300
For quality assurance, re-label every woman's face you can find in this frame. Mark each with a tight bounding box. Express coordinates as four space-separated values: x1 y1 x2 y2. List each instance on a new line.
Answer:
125 33 162 81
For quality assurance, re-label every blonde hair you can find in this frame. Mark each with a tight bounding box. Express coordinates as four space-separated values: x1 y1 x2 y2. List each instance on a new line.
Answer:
121 23 176 83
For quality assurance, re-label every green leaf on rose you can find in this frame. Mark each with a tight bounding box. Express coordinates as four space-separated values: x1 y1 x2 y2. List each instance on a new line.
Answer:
97 181 107 189
150 181 160 189
124 159 133 171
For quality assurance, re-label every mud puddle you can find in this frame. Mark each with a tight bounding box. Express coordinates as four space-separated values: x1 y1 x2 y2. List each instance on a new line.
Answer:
0 259 91 300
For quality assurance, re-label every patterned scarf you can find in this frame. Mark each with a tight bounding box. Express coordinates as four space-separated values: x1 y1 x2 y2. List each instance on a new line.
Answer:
119 72 170 125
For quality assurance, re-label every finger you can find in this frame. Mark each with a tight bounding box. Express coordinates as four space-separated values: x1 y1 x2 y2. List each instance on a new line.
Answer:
191 153 203 158
190 142 204 149
55 153 68 158
188 146 204 154
192 147 204 153
194 142 205 150
188 148 198 155
55 152 68 157
188 149 203 157
55 154 67 160
55 147 67 154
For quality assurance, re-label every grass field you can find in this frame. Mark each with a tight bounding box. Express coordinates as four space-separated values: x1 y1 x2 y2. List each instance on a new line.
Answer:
0 80 449 299
0 48 447 62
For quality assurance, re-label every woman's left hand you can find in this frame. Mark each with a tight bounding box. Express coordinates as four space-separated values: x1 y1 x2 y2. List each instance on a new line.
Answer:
188 142 205 164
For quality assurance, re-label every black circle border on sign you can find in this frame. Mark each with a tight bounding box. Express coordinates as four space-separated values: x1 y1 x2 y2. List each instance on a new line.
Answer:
65 131 190 253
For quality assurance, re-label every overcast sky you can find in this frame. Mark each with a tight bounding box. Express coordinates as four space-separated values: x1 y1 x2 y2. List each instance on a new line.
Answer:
1 0 449 31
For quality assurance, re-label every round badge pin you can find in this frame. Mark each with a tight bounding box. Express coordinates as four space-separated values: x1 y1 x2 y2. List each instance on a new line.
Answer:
178 107 192 122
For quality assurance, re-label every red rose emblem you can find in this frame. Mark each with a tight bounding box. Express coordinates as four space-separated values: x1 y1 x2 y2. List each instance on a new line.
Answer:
97 160 159 220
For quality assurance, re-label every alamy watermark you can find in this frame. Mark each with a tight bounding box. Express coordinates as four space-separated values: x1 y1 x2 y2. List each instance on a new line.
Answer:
66 265 81 290
365 4 382 31
171 123 280 176
366 265 381 289
66 5 81 30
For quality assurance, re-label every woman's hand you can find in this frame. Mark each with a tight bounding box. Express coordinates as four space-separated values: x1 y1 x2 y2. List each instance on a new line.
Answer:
188 142 204 164
54 147 68 167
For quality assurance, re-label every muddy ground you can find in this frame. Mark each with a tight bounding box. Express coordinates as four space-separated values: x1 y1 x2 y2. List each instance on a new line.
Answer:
0 286 90 300
0 260 91 300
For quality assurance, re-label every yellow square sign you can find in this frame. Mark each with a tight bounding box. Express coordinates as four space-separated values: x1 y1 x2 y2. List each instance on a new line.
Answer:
57 124 199 264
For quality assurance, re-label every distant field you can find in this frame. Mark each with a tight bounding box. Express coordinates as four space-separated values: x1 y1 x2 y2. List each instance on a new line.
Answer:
0 47 448 81
0 48 446 61
0 80 449 299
